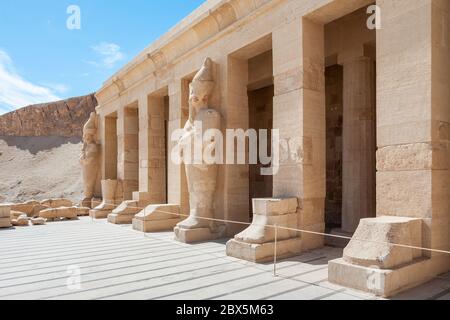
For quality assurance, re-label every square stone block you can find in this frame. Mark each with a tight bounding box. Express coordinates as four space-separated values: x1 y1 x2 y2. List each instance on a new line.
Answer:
328 257 433 298
226 238 302 263
174 226 225 244
133 204 182 232
107 200 141 225
343 216 423 269
132 218 181 232
107 213 136 224
89 210 111 219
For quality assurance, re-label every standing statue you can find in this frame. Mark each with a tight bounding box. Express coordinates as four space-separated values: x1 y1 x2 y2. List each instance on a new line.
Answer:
175 58 223 241
80 112 100 208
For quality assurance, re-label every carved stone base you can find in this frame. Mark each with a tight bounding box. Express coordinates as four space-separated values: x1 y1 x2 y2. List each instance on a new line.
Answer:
328 216 427 297
89 209 111 219
132 204 182 232
91 198 102 209
133 218 180 232
226 237 302 263
226 198 301 262
81 198 93 209
76 207 90 216
107 200 141 225
107 213 134 224
174 225 226 244
328 257 432 298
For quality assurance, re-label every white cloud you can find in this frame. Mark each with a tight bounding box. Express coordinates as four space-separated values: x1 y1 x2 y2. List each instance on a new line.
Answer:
42 83 70 94
0 49 62 115
88 42 125 69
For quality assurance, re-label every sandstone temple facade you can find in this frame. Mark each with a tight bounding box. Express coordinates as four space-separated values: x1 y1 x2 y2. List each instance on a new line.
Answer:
85 0 449 297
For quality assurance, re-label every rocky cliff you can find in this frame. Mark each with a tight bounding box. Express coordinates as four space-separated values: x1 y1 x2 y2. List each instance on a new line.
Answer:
0 93 97 138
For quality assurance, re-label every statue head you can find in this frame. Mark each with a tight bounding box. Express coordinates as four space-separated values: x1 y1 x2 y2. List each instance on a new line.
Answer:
83 112 97 144
189 58 215 118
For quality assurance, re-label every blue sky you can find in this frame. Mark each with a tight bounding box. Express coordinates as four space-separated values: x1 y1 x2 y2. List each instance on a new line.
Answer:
0 0 205 115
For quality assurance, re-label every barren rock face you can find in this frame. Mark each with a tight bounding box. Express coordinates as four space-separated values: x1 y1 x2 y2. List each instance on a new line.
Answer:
0 93 97 138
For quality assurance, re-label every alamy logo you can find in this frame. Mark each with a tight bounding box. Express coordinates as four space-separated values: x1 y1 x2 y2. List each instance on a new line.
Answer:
366 265 383 292
66 265 82 290
366 5 381 30
66 5 81 30
171 123 280 176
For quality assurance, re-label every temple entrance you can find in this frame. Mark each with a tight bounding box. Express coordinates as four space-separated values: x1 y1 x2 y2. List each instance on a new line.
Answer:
225 34 274 235
248 83 274 219
324 6 377 242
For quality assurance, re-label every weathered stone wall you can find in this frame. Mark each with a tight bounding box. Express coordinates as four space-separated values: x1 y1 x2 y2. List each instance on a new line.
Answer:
0 93 97 138
325 65 343 227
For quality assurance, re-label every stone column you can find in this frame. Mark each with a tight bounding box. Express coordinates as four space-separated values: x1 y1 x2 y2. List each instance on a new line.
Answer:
136 94 167 204
167 80 189 215
341 56 376 233
132 88 183 232
272 17 326 251
117 106 139 200
227 17 326 262
329 0 450 297
224 56 249 237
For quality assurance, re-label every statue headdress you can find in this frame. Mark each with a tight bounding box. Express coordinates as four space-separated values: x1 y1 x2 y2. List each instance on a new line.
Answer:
190 58 215 96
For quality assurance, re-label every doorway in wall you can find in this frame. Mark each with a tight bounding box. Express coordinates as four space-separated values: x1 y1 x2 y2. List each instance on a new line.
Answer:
324 6 377 243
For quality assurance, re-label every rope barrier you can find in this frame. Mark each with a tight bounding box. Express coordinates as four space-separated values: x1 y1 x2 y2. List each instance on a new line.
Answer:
90 204 450 256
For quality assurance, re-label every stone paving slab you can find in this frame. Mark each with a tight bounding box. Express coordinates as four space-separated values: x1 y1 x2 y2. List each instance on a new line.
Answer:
0 218 448 300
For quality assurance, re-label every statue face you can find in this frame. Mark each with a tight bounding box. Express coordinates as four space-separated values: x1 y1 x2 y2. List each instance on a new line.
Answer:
84 133 95 144
189 85 209 110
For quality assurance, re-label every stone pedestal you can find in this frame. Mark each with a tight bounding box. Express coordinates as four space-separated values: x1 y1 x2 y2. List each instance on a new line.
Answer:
227 238 302 263
328 216 430 297
89 180 118 219
226 198 301 262
81 198 93 208
0 205 11 228
174 225 226 244
107 200 141 224
108 191 163 225
133 204 182 232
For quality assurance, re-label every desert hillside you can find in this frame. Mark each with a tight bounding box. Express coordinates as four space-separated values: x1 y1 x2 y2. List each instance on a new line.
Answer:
0 94 97 138
0 94 97 203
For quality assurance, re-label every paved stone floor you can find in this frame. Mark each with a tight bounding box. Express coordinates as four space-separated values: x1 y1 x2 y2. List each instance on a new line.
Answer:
0 217 449 300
